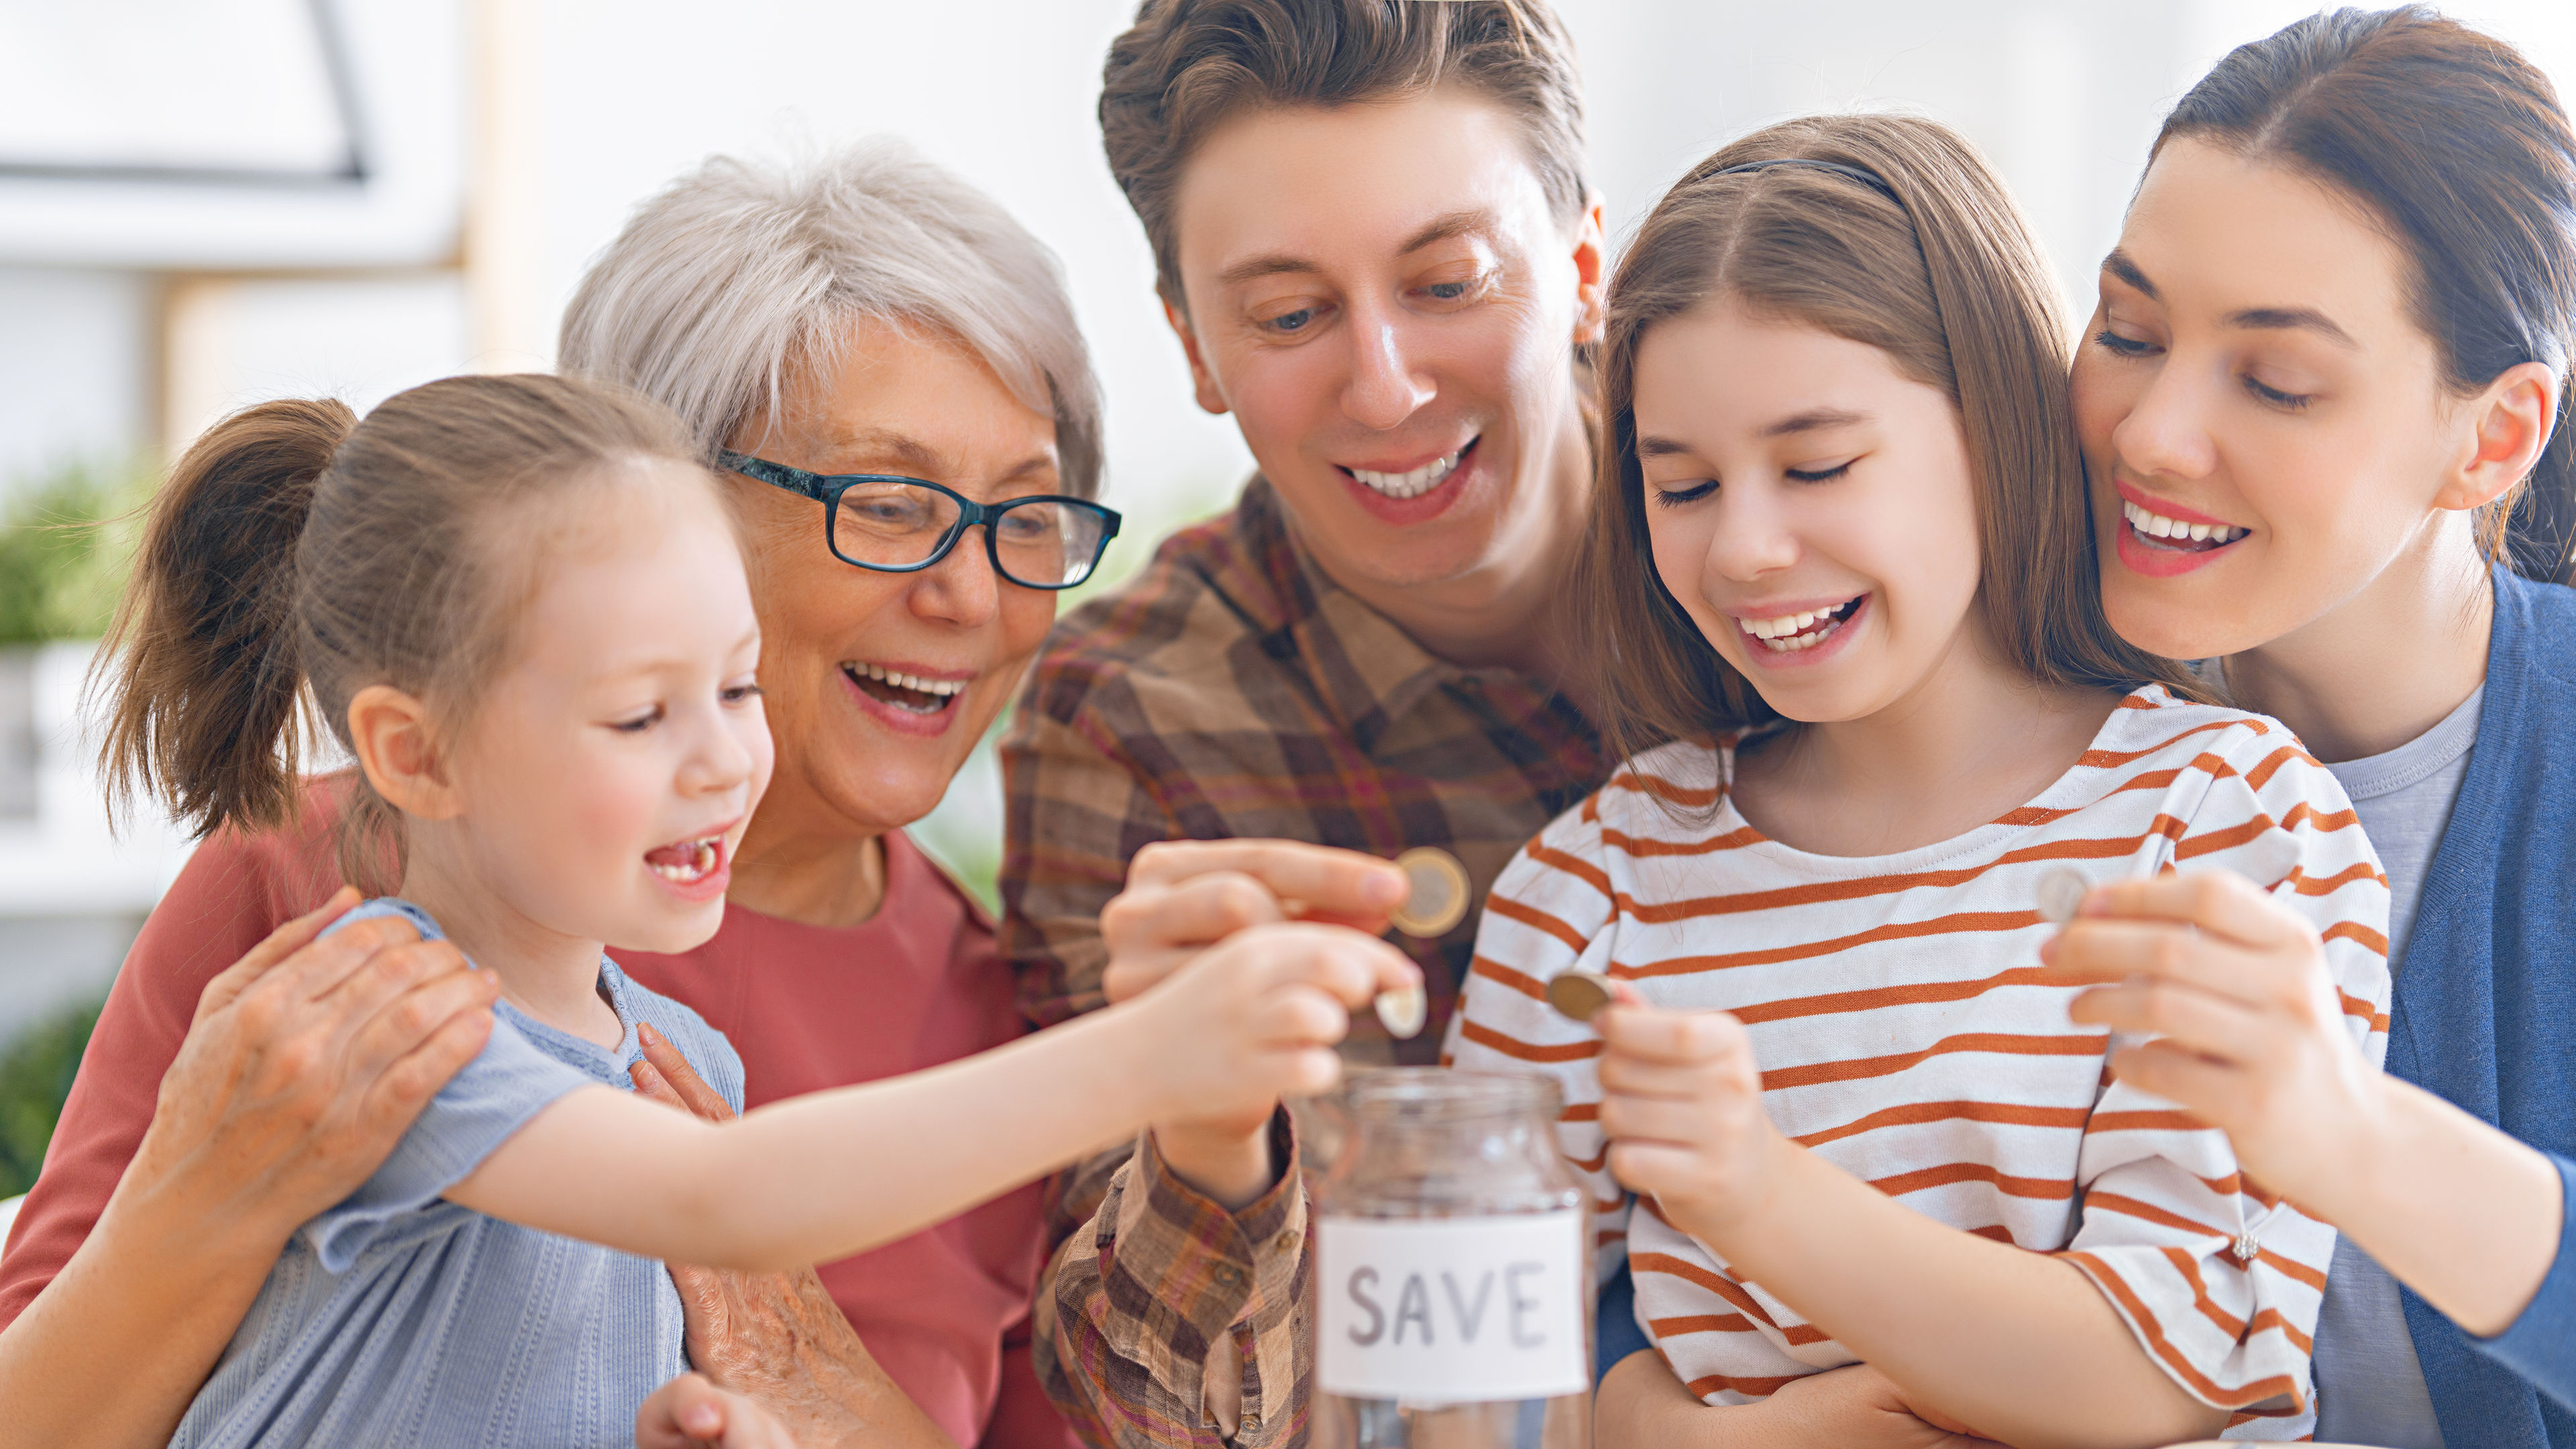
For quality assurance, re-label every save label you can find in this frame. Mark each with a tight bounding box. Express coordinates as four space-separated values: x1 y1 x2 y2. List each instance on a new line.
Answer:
1314 1209 1587 1403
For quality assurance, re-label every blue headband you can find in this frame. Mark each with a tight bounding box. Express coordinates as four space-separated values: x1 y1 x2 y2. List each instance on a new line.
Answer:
1711 158 1901 205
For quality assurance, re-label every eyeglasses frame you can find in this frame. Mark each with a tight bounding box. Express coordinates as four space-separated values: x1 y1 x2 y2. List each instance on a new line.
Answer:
715 449 1122 591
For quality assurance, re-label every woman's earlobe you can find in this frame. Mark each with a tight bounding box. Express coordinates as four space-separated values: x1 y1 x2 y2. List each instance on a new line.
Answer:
1571 199 1609 345
345 684 462 821
2438 361 2560 511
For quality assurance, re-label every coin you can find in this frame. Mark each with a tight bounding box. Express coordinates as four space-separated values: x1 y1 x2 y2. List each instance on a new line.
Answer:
1545 971 1617 1024
1388 847 1470 938
1374 983 1428 1039
2036 867 2091 926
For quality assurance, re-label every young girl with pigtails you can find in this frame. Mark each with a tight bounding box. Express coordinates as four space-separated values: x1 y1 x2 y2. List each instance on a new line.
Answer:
84 374 1415 1447
1446 113 2389 1444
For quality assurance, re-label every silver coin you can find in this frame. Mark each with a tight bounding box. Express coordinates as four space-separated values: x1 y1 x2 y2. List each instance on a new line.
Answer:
1545 971 1617 1024
1374 983 1428 1039
2036 867 2091 926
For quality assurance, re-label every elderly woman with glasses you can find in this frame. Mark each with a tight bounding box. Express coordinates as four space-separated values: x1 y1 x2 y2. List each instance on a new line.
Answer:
0 141 1149 1449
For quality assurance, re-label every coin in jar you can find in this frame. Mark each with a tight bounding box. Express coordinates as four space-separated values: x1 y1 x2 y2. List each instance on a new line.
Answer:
1388 847 1470 938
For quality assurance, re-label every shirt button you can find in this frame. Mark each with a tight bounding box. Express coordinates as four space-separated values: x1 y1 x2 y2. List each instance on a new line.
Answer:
1240 1413 1260 1436
1273 1230 1299 1252
1212 1263 1243 1286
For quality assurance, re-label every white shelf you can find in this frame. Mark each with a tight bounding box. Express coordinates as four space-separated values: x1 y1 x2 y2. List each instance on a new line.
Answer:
0 641 195 918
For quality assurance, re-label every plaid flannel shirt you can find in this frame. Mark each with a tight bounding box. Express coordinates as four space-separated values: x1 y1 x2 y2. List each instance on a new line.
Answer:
1004 478 1606 1446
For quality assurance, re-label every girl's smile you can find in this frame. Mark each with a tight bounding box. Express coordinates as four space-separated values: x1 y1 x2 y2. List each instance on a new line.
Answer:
1731 594 1868 663
1634 302 1985 729
644 820 739 903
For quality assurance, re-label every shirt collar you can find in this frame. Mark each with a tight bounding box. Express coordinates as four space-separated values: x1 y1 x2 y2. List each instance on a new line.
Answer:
1224 477 1579 752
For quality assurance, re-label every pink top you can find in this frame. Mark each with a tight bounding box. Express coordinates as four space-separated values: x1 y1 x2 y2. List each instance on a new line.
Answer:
0 784 1075 1449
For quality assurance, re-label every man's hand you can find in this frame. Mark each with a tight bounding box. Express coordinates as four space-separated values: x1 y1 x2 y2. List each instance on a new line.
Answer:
630 1027 959 1449
636 1373 800 1449
1097 841 1407 1207
1099 840 1405 1003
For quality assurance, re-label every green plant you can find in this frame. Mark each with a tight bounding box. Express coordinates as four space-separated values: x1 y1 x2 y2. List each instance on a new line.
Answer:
0 996 103 1199
0 459 148 647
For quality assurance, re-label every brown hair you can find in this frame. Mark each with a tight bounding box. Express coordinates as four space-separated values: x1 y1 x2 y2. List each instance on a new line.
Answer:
1578 113 2203 773
96 374 703 889
1099 0 1589 307
2153 7 2576 582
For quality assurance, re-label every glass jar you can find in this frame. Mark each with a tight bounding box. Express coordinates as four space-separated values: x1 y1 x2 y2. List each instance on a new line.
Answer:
1311 1069 1591 1449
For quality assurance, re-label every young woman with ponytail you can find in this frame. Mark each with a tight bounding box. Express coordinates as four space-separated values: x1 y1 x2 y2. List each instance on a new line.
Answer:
2043 7 2576 1444
5 373 1412 1448
1449 112 2390 1444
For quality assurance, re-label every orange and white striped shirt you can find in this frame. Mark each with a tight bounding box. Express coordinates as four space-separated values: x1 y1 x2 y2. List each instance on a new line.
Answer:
1445 687 2390 1441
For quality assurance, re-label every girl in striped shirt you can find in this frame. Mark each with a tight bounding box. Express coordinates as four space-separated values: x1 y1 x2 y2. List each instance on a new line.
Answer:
1446 114 2390 1445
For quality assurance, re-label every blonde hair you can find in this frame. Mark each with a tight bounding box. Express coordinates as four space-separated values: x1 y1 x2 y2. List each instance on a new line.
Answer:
97 374 704 887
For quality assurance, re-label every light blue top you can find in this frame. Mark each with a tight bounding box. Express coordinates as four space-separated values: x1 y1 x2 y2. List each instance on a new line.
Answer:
2314 684 2481 1449
169 899 745 1449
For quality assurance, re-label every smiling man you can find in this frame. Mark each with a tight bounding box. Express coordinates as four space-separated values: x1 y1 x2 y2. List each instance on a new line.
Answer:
999 2 1613 1444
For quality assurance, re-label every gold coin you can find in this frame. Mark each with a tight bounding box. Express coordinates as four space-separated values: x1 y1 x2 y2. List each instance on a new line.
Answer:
1545 971 1616 1024
1388 846 1470 938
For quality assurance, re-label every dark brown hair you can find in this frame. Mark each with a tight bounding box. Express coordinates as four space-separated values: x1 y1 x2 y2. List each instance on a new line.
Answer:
2154 6 2576 581
96 374 703 889
1099 0 1589 307
1579 113 2203 772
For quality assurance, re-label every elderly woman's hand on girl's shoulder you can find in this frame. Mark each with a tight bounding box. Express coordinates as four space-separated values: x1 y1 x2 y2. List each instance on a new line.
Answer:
139 883 499 1235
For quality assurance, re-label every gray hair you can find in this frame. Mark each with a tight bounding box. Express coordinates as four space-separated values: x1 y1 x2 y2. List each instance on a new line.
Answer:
557 138 1104 498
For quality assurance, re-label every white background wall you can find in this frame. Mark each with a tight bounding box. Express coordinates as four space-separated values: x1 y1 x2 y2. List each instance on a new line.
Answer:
7 1 2567 526
0 0 2570 1036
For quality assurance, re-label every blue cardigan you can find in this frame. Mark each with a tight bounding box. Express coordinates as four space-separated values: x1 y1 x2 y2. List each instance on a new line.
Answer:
1591 566 2575 1432
2398 565 2575 1443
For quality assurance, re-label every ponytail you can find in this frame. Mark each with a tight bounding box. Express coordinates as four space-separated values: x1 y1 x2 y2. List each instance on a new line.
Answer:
96 398 354 841
95 375 698 890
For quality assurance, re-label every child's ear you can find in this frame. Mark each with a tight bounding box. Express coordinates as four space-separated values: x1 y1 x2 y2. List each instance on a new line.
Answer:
346 684 462 821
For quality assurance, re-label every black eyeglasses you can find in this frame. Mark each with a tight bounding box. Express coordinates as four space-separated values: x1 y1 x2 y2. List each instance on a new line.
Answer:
718 450 1122 590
